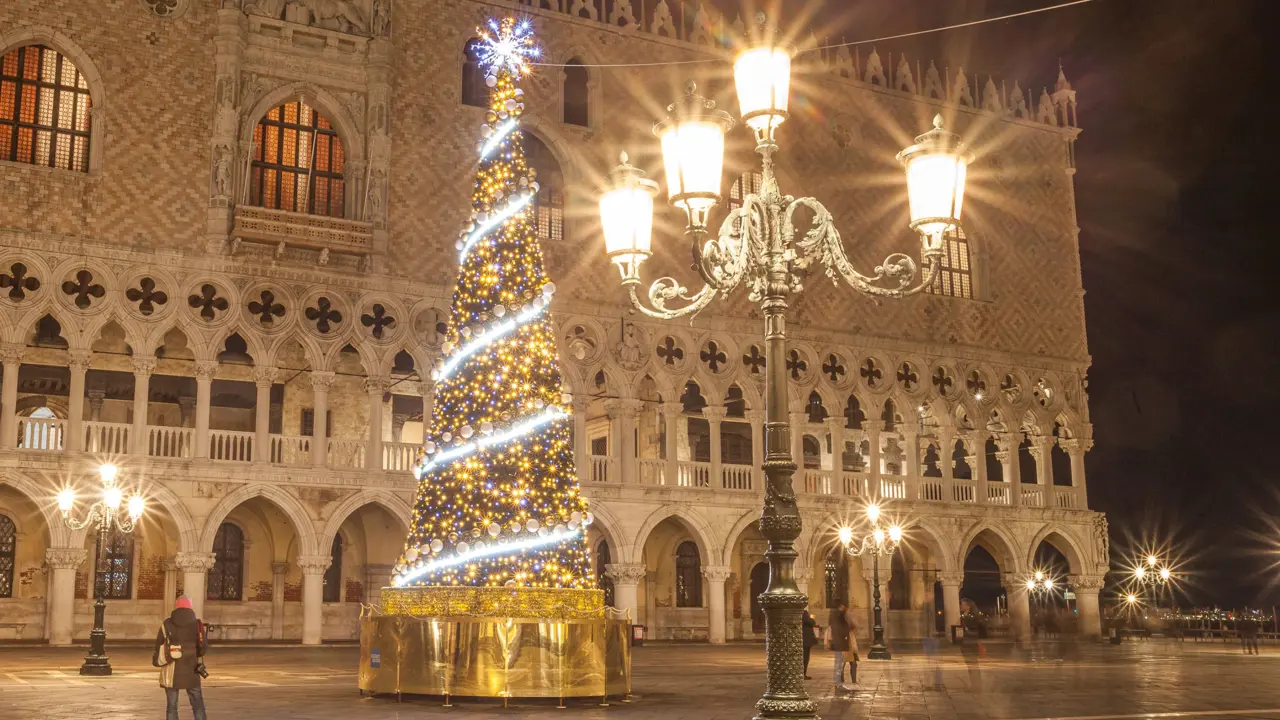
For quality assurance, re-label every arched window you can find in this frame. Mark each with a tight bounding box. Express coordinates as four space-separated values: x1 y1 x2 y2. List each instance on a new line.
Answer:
95 531 133 600
0 514 15 598
926 228 972 299
1 45 92 172
674 540 702 607
824 546 848 607
323 535 342 602
461 39 488 108
595 539 615 607
20 406 60 450
250 100 345 218
208 523 244 601
524 133 564 247
727 171 763 212
563 58 589 127
802 435 822 469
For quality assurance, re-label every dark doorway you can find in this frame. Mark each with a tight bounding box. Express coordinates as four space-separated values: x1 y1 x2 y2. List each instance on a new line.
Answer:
749 562 769 633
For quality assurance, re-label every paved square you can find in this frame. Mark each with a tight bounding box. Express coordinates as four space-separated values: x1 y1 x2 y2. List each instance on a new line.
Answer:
2 640 1279 719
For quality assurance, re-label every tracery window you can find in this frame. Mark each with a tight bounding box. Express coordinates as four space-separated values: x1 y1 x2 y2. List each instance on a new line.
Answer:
0 514 15 598
95 531 133 600
208 523 244 601
926 228 973 299
0 45 92 172
824 546 848 607
524 134 564 247
250 101 345 218
727 171 763 212
563 59 589 127
675 540 702 607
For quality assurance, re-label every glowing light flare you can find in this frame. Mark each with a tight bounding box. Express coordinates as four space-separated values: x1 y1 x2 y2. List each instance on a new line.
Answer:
476 17 540 77
838 526 853 546
127 494 145 521
1147 555 1158 567
103 486 123 509
480 119 518 159
56 488 75 513
866 503 881 524
393 526 581 587
99 463 119 485
414 407 569 478
734 46 791 134
458 193 535 262
432 295 553 382
1159 567 1171 581
888 525 902 543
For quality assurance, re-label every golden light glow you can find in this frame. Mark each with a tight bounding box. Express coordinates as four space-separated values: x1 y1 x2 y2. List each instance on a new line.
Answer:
888 525 902 543
872 528 885 545
838 526 853 546
1026 578 1037 590
734 46 791 134
600 153 657 278
103 485 122 509
127 494 145 521
659 120 725 215
1126 593 1138 604
866 503 881 524
56 488 74 513
99 463 118 485
896 115 972 238
1147 555 1158 567
1133 566 1146 579
1159 567 1171 580
1035 570 1045 581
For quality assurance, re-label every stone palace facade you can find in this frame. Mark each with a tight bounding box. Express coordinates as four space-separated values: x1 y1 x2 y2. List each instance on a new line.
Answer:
0 0 1107 646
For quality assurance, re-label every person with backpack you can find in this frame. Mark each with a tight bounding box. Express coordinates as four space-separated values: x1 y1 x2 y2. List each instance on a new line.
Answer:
152 595 208 720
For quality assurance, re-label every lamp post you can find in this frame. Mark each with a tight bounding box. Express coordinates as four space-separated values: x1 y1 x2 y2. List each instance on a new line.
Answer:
1131 554 1173 609
598 16 971 719
838 504 903 660
56 464 144 676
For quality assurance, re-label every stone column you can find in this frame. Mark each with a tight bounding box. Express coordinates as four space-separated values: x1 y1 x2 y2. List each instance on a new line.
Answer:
66 350 91 452
1032 435 1054 488
745 409 764 490
252 366 277 464
703 405 726 488
572 396 591 483
826 417 845 475
87 388 105 422
0 343 24 449
177 397 196 428
866 428 882 497
131 357 156 456
163 558 178 608
969 433 987 504
391 413 408 444
603 399 641 484
1071 575 1105 640
419 379 435 441
901 430 919 499
605 564 647 624
662 402 684 486
44 548 86 646
998 433 1020 505
703 566 731 644
939 571 963 639
365 377 389 471
1006 583 1032 644
194 360 218 459
270 562 289 640
309 372 336 468
298 555 331 645
175 552 217 620
1061 438 1092 504
788 411 806 473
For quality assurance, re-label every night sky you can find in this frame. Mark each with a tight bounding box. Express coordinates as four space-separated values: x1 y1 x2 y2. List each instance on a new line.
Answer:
762 0 1278 607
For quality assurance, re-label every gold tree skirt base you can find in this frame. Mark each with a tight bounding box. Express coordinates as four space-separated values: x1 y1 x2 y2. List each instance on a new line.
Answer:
359 595 630 699
381 586 605 620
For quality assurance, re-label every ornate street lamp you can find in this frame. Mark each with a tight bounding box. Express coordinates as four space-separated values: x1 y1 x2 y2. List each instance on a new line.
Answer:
837 504 903 660
57 464 144 676
598 15 971 719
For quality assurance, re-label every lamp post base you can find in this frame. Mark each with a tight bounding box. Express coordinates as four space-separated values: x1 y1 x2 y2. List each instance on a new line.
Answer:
79 654 113 676
867 644 892 660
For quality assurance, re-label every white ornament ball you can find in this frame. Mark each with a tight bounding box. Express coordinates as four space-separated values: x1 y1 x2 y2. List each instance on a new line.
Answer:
457 541 469 554
442 341 454 353
460 425 473 439
481 125 494 137
488 522 501 537
533 398 546 409
430 539 443 553
570 511 583 523
514 88 525 98
510 520 523 533
538 526 549 537
485 75 497 88
526 519 540 532
479 421 494 435
505 579 517 588
424 441 436 454
405 548 419 562
493 304 506 317
585 512 594 526
543 282 556 296
505 99 518 111
441 432 452 443
530 181 540 193
455 239 464 250
561 392 574 405
532 296 545 309
460 326 472 338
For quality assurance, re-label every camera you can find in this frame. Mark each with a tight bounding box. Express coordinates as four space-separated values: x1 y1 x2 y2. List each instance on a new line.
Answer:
196 663 209 679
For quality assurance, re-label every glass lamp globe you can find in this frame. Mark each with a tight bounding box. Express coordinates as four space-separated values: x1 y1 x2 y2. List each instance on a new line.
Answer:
895 114 973 240
599 151 659 283
653 81 734 230
734 44 792 143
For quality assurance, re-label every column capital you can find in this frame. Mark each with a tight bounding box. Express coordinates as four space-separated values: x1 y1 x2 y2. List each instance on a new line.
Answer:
44 548 88 569
87 388 106 401
602 398 643 417
788 410 808 424
793 565 813 583
194 360 219 382
1069 574 1106 591
938 570 964 586
364 376 391 395
701 565 732 583
700 405 728 421
251 365 279 387
571 395 592 412
659 401 685 416
131 356 157 377
825 416 846 431
604 563 647 584
174 552 218 573
67 349 93 372
0 342 25 365
743 409 764 423
996 432 1022 451
297 555 332 575
1059 437 1093 454
271 561 290 575
309 371 337 391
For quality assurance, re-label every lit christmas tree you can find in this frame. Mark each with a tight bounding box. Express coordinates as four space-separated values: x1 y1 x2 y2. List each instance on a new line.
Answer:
391 18 594 593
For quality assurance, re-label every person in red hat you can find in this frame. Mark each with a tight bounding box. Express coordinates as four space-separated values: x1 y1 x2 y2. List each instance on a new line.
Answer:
152 595 208 720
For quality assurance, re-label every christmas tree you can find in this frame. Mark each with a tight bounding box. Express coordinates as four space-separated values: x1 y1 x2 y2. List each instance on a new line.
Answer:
391 18 593 592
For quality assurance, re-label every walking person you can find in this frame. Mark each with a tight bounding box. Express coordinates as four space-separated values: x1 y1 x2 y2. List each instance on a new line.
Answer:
828 602 851 692
1241 614 1260 655
802 609 819 679
153 595 208 720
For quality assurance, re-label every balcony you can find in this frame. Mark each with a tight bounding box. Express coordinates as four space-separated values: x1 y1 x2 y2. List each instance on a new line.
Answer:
230 205 373 266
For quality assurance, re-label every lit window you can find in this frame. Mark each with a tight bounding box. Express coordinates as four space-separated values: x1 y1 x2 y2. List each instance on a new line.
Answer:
208 523 244 601
0 514 15 598
524 134 564 247
675 541 702 607
95 532 133 600
727 171 763 212
926 228 973 299
0 45 92 172
250 101 345 218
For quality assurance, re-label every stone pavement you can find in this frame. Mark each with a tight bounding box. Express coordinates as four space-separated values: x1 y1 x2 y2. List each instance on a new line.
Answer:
2 639 1280 719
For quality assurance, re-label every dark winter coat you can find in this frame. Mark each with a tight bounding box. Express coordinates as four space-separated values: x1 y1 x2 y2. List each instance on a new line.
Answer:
828 609 851 652
802 611 819 649
152 607 206 690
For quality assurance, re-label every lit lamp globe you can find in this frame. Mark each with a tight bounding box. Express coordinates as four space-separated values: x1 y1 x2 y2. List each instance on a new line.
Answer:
895 114 973 243
837 526 853 546
653 81 734 230
733 42 792 144
600 152 659 284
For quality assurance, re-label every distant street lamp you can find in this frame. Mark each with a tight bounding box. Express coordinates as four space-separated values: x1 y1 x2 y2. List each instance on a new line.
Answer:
599 16 969 717
838 504 903 660
57 464 144 676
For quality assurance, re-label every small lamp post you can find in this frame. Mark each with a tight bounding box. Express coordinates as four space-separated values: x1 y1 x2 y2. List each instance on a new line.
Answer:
838 503 903 660
598 15 971 718
57 464 144 676
1132 554 1173 609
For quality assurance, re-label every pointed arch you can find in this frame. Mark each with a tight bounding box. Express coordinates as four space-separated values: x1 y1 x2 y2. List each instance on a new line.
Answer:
958 521 1022 575
1026 524 1089 575
199 483 318 557
316 489 412 553
0 470 70 547
633 504 719 565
